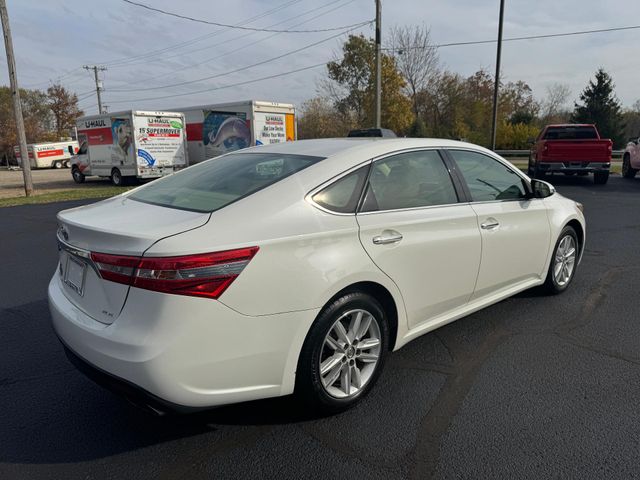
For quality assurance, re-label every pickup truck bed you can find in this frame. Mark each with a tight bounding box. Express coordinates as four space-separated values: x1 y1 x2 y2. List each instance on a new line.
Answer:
528 124 612 185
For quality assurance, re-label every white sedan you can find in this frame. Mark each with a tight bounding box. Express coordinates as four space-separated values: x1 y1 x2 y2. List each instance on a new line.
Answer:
48 138 585 413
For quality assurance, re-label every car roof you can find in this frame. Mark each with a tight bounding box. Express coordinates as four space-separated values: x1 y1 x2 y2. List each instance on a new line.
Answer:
244 137 486 159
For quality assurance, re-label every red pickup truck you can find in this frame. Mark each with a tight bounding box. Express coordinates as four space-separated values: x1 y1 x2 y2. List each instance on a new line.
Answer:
528 124 612 184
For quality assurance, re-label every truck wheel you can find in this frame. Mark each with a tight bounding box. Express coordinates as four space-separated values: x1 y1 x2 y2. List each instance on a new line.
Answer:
594 171 609 185
72 167 85 184
622 155 638 179
63 160 70 168
110 168 123 186
53 161 62 169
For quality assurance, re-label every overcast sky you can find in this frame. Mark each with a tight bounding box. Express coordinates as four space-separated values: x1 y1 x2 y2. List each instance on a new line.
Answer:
2 0 638 115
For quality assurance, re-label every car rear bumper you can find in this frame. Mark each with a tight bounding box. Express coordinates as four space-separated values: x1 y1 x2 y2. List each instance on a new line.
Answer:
538 161 610 173
48 273 318 409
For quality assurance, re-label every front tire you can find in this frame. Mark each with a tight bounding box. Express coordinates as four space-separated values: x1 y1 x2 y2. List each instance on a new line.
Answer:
71 167 85 184
622 155 638 179
296 292 389 413
544 226 578 294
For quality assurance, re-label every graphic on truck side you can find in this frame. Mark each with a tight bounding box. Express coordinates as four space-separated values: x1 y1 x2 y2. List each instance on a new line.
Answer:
202 111 250 158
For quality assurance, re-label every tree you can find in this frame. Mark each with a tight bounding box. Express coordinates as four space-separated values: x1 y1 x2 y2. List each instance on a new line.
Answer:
0 86 55 160
571 68 625 147
325 34 412 135
297 96 353 139
47 83 83 138
389 25 439 116
540 83 571 123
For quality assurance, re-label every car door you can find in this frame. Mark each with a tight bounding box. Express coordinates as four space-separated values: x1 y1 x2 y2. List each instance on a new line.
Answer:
356 149 482 329
445 149 551 301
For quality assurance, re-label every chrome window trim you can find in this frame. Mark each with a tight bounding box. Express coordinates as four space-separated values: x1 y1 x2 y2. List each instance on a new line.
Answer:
442 147 534 204
356 201 468 216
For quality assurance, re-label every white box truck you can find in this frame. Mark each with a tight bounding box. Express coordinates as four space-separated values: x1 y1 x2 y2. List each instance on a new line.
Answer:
14 140 79 169
172 100 296 164
71 110 188 186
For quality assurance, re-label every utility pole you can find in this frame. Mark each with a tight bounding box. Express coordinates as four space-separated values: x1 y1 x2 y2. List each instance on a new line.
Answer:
374 0 381 129
0 0 32 196
490 0 505 150
84 65 106 114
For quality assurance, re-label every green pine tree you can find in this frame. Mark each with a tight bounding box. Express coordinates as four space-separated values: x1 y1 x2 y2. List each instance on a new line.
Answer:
571 68 625 147
407 116 428 137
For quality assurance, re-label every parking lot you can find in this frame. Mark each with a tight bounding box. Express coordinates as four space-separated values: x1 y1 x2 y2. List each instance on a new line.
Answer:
1 174 639 479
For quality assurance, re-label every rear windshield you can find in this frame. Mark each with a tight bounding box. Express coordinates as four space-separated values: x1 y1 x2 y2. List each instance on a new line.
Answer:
128 152 323 213
543 126 598 140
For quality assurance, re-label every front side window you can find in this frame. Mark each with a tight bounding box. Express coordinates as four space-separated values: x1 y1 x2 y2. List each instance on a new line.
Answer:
129 152 323 213
449 150 528 202
360 150 459 212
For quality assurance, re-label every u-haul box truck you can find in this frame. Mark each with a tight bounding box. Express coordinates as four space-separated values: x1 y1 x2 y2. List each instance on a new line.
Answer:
71 110 187 186
171 100 296 164
14 141 79 169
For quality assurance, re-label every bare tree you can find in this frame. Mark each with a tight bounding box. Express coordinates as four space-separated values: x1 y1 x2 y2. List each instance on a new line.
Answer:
541 83 571 122
389 25 439 115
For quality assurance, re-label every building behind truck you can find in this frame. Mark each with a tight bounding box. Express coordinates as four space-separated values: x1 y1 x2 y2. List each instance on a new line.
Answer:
71 110 188 186
14 140 79 169
171 100 296 164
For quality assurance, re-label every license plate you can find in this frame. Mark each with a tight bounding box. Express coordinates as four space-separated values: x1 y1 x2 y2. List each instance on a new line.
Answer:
64 255 86 296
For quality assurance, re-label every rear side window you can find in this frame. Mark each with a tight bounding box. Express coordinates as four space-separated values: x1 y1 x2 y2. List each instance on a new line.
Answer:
542 126 598 140
449 150 527 202
312 165 369 214
361 150 459 212
129 152 323 213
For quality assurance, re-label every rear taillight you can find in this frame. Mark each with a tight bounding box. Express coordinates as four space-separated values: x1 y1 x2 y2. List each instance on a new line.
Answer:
91 252 139 284
90 247 259 299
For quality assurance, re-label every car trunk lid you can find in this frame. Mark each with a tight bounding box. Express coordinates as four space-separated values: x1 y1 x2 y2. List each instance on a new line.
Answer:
56 195 210 324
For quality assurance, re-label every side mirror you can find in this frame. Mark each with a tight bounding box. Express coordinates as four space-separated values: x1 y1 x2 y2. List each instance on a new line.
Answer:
530 179 555 198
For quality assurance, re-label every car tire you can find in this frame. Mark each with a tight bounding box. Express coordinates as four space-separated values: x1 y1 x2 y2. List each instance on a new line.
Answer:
544 226 579 295
593 171 609 185
71 167 85 184
296 291 389 413
622 155 638 179
111 168 123 186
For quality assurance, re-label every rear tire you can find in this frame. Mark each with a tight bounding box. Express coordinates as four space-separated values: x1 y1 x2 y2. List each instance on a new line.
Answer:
72 167 85 184
622 155 638 179
544 226 579 295
594 171 609 185
296 292 389 414
53 161 62 169
110 168 123 186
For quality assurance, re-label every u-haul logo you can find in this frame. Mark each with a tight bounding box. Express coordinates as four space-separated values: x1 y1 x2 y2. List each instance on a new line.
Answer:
83 119 107 128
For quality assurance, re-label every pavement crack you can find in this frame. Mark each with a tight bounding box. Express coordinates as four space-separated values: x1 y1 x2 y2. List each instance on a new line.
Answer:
409 326 512 479
557 333 640 367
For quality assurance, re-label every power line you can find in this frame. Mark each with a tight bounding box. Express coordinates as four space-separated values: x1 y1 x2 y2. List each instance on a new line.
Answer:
108 62 327 105
108 24 368 93
384 23 640 51
104 0 304 67
122 0 372 33
107 0 355 87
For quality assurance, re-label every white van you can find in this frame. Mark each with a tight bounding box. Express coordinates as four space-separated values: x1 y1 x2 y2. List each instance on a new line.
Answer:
170 100 296 164
14 141 79 169
71 110 188 186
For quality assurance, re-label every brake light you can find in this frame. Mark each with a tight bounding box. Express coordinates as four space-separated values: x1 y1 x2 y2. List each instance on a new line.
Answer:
90 247 259 299
91 252 139 284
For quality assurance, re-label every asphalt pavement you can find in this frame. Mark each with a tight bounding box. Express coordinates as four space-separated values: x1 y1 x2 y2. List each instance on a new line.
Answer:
1 175 640 479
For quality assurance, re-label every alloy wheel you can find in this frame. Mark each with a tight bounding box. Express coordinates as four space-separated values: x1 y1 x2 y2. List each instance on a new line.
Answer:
319 309 382 399
553 235 576 287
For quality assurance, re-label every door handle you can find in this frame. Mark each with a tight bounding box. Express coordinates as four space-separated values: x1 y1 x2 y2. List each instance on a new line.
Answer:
372 232 403 245
480 219 500 230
